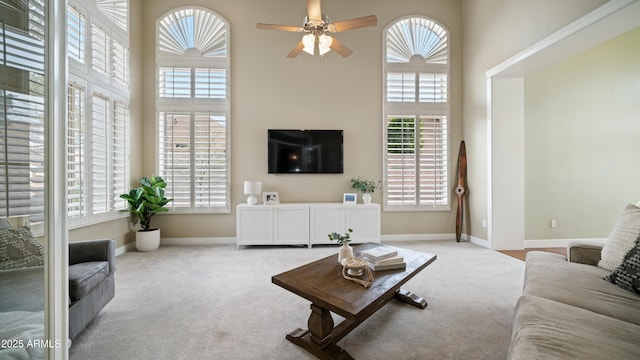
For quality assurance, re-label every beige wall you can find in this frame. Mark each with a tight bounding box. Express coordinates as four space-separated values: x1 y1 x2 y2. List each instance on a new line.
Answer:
140 0 463 239
72 0 628 246
461 0 606 243
524 26 640 240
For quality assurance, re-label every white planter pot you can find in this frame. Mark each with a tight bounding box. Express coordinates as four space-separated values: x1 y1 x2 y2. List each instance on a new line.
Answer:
136 229 160 252
338 243 354 265
362 193 372 204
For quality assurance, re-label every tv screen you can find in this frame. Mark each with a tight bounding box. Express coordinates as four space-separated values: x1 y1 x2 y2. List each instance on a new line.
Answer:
268 129 343 174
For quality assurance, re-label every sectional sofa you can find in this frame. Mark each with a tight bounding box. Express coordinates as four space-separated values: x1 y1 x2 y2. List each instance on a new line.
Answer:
508 207 640 360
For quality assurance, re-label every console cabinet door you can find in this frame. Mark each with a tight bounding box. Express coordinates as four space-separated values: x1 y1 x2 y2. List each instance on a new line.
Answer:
237 207 273 246
274 206 309 245
346 205 381 243
310 206 346 245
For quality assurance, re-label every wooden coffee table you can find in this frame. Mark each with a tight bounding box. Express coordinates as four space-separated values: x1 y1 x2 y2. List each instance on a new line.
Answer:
272 243 437 360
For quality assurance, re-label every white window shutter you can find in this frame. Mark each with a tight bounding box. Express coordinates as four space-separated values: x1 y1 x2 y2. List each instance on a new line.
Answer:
67 85 87 219
91 95 110 215
157 8 230 213
384 17 450 211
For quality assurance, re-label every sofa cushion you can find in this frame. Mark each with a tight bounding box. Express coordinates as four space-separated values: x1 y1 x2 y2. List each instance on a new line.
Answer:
598 203 640 271
605 234 640 294
69 261 109 302
524 251 640 326
0 227 45 270
508 295 640 360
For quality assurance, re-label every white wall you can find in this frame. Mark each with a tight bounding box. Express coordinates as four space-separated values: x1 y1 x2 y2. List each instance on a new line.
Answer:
524 26 640 240
462 0 607 246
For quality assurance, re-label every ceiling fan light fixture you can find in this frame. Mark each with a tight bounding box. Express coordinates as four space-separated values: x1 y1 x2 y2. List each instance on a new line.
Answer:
318 34 332 56
302 33 315 55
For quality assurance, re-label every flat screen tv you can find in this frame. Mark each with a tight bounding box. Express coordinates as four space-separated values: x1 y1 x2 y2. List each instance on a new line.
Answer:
268 129 343 174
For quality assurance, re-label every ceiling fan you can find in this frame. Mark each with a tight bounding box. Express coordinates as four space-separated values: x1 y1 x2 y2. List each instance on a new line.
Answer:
256 0 377 58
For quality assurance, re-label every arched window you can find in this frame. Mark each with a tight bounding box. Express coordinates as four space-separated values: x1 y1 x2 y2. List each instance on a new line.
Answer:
383 17 449 211
156 7 230 213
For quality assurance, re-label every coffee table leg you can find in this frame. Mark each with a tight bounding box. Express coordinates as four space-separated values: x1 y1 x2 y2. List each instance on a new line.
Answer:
308 304 334 347
285 304 354 360
395 288 428 309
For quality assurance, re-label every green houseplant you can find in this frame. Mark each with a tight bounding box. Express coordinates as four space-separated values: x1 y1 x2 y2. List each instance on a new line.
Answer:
328 228 354 264
350 178 381 204
120 176 172 251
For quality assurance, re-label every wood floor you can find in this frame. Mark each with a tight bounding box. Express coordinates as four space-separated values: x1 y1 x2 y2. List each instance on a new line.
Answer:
498 248 566 261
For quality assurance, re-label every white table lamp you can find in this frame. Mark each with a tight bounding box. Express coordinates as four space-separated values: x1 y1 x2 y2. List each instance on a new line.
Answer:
244 181 262 205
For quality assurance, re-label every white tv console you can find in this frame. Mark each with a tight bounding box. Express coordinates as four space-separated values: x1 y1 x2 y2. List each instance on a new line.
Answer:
236 203 381 248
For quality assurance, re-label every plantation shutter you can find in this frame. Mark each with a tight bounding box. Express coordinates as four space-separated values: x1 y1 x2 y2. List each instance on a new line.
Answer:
159 67 191 98
91 24 109 75
67 85 86 219
386 73 415 102
159 112 191 207
91 95 109 214
418 116 448 207
0 91 45 221
112 39 128 86
112 101 128 210
67 0 129 225
159 112 228 210
0 5 46 223
384 17 450 211
194 113 227 207
194 68 227 99
386 117 417 205
419 74 447 103
68 6 85 63
156 8 230 213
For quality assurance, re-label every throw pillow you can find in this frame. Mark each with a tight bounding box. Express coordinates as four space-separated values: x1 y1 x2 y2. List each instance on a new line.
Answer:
0 227 45 270
604 234 640 294
598 203 640 271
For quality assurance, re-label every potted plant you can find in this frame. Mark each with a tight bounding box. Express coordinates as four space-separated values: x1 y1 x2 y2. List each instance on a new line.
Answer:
328 228 354 264
350 178 381 204
120 176 172 252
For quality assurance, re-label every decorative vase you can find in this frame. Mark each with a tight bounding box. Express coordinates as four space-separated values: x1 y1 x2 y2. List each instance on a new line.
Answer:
362 193 372 204
338 242 354 264
136 229 161 252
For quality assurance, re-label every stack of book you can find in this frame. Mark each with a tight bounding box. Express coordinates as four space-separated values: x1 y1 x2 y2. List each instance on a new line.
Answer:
361 246 406 271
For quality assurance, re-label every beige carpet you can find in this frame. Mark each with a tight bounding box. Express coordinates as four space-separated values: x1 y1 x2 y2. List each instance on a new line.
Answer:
69 240 524 360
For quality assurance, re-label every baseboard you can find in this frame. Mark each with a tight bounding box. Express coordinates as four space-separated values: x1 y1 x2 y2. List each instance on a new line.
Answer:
118 235 605 253
115 242 136 256
161 237 236 246
115 234 488 253
381 233 456 242
469 236 490 248
524 238 606 248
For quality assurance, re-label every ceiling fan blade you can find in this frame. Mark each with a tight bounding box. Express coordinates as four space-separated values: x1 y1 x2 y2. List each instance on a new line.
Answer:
287 41 305 58
329 15 377 32
256 23 304 32
329 38 353 57
306 0 322 21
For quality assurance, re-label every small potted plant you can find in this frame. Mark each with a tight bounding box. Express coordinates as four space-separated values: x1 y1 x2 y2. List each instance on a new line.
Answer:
328 228 354 264
350 178 381 204
120 176 172 252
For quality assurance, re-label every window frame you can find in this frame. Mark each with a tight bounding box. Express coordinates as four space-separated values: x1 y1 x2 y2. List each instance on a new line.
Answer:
155 6 231 214
66 0 130 229
382 16 451 212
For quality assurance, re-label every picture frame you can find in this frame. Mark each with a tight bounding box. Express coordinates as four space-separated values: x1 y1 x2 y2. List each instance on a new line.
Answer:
343 193 357 204
263 191 280 205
